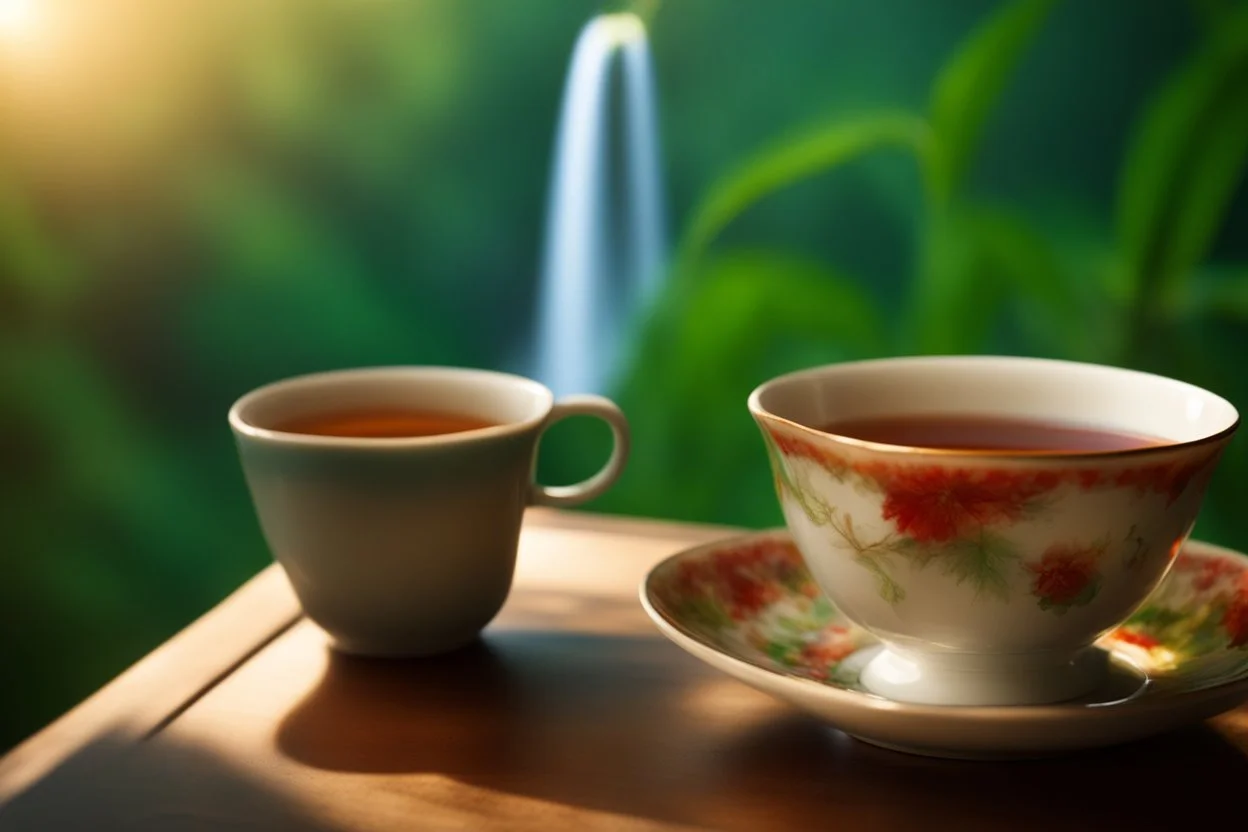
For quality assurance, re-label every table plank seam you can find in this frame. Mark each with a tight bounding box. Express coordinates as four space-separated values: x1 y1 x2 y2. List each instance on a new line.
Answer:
142 613 305 741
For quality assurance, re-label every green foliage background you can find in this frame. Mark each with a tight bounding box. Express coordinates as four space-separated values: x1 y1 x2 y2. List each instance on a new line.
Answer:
1 0 1246 749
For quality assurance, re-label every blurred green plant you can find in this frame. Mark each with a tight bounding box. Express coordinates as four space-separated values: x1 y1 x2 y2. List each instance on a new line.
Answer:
604 0 1248 544
0 0 554 751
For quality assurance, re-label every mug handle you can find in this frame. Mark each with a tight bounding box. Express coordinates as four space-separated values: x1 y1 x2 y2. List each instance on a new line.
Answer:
529 395 630 508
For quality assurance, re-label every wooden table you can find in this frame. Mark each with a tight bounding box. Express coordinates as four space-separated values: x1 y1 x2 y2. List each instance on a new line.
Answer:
2 510 1246 831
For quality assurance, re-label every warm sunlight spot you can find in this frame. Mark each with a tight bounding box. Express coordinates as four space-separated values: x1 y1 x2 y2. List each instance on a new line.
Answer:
0 0 39 44
1101 635 1180 674
1147 646 1179 672
681 678 782 729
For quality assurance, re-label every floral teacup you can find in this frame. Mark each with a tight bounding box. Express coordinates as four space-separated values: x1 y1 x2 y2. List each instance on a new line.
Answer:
749 356 1239 706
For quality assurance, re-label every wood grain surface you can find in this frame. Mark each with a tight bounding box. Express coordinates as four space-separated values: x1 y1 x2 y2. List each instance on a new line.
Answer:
1 510 1245 831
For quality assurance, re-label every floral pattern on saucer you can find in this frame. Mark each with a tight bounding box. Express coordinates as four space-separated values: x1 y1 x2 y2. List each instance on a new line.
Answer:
1103 549 1248 684
653 537 869 684
648 533 1248 688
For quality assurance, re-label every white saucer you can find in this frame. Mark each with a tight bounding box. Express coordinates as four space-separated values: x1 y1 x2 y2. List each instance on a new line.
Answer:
640 530 1248 759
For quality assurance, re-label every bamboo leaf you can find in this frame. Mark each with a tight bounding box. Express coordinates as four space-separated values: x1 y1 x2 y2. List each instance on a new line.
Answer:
1163 95 1248 290
964 205 1091 358
1189 0 1235 31
927 0 1061 202
606 251 887 525
1183 269 1248 320
677 113 927 265
651 249 888 411
1114 14 1248 317
0 177 80 313
670 251 891 368
908 207 1006 354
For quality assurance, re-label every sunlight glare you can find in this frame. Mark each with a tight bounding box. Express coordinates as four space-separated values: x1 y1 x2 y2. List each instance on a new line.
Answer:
0 0 39 42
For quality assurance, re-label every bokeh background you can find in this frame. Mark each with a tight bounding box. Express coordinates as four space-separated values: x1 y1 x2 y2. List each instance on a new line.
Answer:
2 0 1246 749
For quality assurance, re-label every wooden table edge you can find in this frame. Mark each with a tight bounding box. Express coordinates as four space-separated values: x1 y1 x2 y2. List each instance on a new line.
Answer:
0 563 301 805
0 509 739 807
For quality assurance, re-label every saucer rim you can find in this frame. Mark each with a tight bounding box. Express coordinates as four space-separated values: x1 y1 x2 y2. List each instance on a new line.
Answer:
640 529 1248 719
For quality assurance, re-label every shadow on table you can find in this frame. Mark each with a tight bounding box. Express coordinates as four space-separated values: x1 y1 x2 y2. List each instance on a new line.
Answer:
276 606 1248 831
716 712 1243 830
0 731 347 832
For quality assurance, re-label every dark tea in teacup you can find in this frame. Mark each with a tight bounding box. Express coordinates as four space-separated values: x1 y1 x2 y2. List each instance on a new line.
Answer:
276 408 497 438
819 414 1167 454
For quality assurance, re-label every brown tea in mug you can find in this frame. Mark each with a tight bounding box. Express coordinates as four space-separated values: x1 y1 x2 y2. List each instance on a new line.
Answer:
276 408 497 438
819 414 1166 453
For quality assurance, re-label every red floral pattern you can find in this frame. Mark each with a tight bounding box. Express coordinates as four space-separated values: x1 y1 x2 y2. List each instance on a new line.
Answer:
1174 551 1245 592
764 424 1226 611
652 539 865 681
798 635 857 679
1027 543 1105 610
673 539 803 621
1111 629 1161 649
1115 551 1248 654
766 426 1219 517
1078 470 1103 488
1224 574 1248 648
769 432 848 473
871 466 1054 543
1115 455 1216 505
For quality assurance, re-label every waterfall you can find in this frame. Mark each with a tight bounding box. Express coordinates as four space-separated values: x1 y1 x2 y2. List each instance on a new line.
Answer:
532 12 667 398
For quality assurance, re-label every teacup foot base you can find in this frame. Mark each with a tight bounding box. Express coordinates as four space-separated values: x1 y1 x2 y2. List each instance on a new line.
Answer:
858 644 1109 707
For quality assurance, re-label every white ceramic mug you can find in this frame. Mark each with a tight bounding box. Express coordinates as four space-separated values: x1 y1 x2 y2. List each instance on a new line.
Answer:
229 366 630 657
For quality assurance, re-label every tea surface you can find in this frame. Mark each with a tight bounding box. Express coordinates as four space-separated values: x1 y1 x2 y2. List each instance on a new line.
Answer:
818 414 1165 453
276 408 496 438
